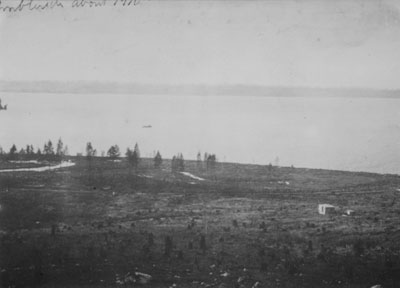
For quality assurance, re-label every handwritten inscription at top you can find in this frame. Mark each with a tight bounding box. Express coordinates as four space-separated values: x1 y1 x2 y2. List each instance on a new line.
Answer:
0 0 140 12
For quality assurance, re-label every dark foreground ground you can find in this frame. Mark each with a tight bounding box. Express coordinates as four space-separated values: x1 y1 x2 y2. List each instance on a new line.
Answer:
1 158 400 288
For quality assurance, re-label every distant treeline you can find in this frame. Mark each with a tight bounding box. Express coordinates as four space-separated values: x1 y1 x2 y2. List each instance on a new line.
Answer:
0 140 218 171
0 139 68 162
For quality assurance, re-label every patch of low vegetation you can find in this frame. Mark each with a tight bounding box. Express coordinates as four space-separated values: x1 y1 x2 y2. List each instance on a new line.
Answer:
1 156 400 287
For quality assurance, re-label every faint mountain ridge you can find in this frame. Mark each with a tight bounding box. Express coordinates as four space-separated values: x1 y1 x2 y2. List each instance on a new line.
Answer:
1 80 400 97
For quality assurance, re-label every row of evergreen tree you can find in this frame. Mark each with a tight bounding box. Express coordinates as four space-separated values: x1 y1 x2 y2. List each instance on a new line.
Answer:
0 140 218 171
0 139 68 161
197 152 217 170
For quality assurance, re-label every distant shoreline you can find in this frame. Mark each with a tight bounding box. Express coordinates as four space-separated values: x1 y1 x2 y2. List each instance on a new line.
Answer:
1 81 399 98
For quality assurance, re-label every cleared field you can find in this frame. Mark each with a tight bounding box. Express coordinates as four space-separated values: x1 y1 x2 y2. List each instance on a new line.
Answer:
1 157 400 288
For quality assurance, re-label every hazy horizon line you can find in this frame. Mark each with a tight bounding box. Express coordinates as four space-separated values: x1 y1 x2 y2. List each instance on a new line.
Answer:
1 80 400 98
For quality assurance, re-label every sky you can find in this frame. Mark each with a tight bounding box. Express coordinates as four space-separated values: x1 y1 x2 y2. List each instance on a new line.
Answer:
0 0 400 88
0 0 400 174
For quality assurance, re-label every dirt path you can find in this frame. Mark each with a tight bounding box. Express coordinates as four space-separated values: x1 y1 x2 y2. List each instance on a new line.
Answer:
180 172 205 181
0 161 75 173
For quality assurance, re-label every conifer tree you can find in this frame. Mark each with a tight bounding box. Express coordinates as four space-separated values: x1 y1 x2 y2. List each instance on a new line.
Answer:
154 151 162 168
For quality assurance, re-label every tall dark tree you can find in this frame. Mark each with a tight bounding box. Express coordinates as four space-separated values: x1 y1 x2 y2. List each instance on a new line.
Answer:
179 153 185 171
43 143 48 158
154 151 162 168
8 144 17 160
131 150 139 168
86 142 97 159
126 148 133 158
126 147 139 169
63 145 69 157
171 153 184 172
206 154 217 170
9 144 17 155
134 143 140 159
171 156 176 171
107 145 120 159
56 138 64 162
203 152 209 162
26 145 32 155
43 140 54 157
26 145 35 159
126 143 140 169
56 138 63 154
86 142 96 170
196 151 202 168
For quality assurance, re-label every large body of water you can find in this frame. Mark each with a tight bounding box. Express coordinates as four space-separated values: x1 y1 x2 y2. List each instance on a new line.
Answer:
1 93 399 174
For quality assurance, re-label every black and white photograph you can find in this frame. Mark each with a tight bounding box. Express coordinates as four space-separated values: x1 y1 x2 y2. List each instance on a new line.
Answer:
1 0 400 287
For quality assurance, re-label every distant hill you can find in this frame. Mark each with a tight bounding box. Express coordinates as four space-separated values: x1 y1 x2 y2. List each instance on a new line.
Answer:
1 80 400 97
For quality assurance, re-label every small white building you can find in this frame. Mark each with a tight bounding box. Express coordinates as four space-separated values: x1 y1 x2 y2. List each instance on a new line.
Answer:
318 204 336 215
345 209 355 216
